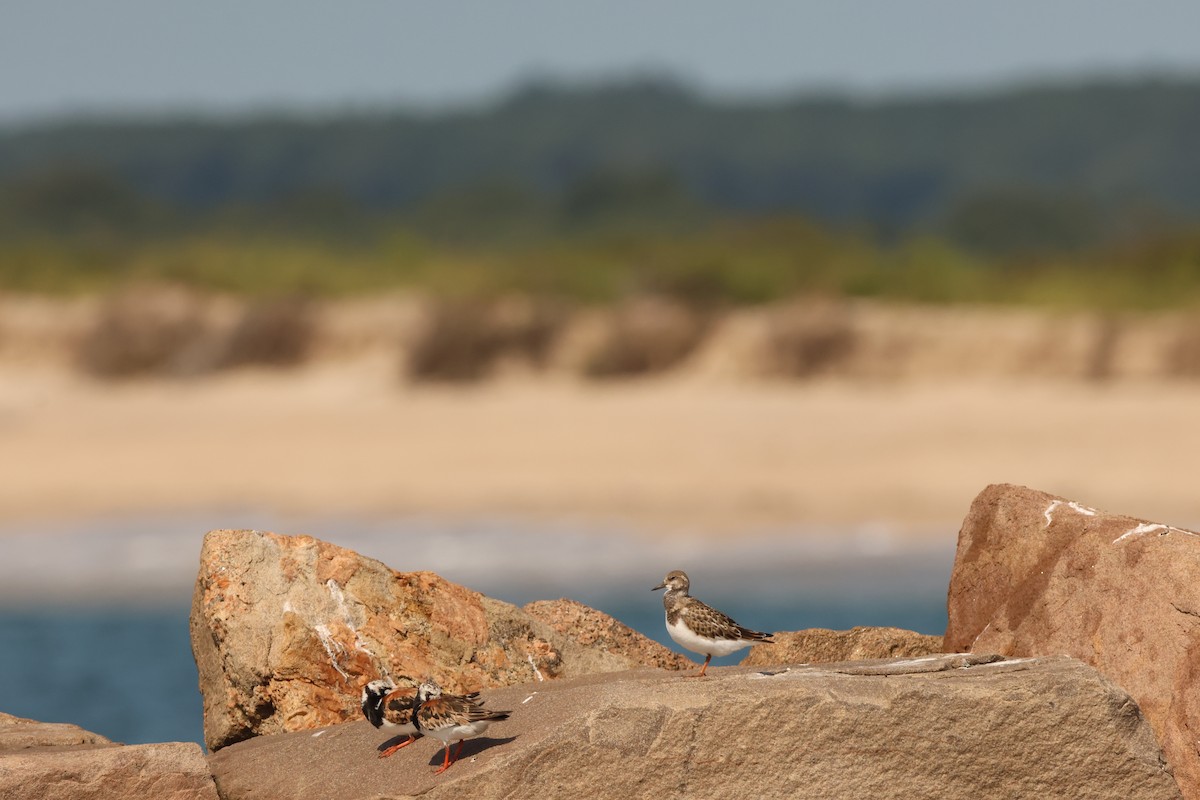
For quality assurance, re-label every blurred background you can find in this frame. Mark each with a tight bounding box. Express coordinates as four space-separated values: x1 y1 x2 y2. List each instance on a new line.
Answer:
3 0 1200 747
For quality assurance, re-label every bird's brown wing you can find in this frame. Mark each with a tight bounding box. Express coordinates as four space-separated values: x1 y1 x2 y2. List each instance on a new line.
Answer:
417 694 510 731
684 598 774 642
381 686 419 725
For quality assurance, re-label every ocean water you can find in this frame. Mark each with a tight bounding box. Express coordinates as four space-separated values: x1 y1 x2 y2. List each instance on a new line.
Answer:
0 514 954 747
0 607 202 746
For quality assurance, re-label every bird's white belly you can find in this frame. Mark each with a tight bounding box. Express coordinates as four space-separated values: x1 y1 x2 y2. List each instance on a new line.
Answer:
427 721 490 745
666 615 754 658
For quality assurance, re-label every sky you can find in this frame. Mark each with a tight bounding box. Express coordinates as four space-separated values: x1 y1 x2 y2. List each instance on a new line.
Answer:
3 1 1200 123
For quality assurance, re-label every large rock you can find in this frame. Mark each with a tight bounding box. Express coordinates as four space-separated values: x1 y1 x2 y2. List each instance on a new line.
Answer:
191 529 657 751
0 741 218 800
741 625 942 667
207 655 1180 800
0 711 113 750
523 598 691 671
945 483 1200 799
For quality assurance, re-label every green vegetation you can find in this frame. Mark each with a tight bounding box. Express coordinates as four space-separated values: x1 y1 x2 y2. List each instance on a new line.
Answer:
4 77 1200 310
6 77 1200 228
3 214 1200 311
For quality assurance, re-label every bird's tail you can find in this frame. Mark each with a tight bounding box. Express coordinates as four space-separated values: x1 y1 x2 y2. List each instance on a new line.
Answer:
740 627 775 643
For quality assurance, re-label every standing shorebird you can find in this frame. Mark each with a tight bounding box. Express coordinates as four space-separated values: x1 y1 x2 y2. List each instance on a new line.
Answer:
652 569 774 677
361 677 423 758
414 680 511 775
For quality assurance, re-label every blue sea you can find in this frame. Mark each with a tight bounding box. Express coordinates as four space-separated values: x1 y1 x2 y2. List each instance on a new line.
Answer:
0 513 954 748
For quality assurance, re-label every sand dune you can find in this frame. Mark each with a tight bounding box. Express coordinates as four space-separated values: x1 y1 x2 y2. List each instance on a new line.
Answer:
1 361 1198 536
4 291 1200 536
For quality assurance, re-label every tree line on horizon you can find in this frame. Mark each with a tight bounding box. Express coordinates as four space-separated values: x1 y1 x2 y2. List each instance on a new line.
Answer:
1 76 1199 307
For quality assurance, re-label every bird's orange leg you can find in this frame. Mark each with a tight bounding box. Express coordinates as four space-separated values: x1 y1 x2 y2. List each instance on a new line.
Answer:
433 741 464 775
378 735 417 758
687 654 712 678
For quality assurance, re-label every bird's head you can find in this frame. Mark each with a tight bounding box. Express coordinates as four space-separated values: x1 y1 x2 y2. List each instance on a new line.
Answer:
652 569 690 594
361 678 396 705
416 679 443 702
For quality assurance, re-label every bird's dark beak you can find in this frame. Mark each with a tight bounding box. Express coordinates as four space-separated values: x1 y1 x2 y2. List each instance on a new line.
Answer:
651 581 665 591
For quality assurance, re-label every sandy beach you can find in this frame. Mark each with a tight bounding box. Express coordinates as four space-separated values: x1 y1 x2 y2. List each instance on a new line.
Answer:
2 361 1198 538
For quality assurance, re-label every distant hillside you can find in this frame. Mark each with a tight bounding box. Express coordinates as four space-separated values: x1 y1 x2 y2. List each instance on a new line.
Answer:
2 76 1199 237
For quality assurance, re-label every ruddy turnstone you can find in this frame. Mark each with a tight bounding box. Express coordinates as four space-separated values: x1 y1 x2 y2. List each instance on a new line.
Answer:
361 677 422 758
652 569 774 677
414 680 511 774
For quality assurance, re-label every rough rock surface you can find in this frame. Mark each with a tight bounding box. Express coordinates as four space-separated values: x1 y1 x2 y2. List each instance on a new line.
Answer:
0 741 218 800
523 598 691 671
0 711 113 750
945 483 1200 799
191 529 660 751
207 655 1180 800
741 625 943 667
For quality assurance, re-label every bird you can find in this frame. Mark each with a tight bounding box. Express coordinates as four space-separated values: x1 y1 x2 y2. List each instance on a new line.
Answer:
413 679 511 774
652 569 774 677
361 677 422 758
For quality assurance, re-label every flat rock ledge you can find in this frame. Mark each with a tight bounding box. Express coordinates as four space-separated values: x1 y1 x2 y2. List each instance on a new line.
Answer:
0 711 114 750
1 711 217 800
0 740 218 800
207 654 1181 800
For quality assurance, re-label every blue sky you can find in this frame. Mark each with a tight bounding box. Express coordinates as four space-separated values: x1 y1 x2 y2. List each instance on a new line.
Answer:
4 1 1200 122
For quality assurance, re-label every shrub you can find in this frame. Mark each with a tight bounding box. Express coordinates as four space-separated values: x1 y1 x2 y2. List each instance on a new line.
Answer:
405 296 569 382
76 285 215 377
764 300 857 377
217 296 315 368
583 296 709 378
1165 315 1200 378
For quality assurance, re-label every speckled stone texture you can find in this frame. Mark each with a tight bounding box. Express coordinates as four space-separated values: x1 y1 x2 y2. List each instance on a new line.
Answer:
0 711 113 750
190 529 673 751
523 597 690 671
741 625 942 667
207 656 1181 800
945 483 1200 799
0 741 218 800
